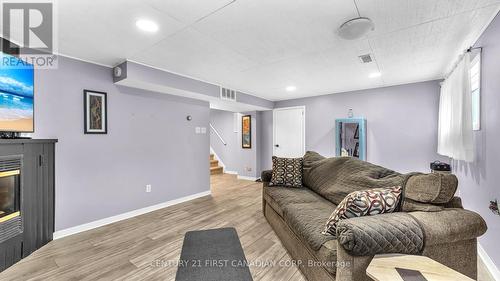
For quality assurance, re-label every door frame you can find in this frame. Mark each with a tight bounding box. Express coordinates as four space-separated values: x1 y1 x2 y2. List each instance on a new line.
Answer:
272 106 306 157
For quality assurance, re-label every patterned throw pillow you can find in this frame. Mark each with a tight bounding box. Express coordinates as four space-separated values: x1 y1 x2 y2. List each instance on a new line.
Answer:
269 156 303 187
322 186 402 236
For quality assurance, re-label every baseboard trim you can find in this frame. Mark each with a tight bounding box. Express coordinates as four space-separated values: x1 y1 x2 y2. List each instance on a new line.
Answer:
478 242 500 280
53 190 211 240
225 170 238 175
237 175 258 181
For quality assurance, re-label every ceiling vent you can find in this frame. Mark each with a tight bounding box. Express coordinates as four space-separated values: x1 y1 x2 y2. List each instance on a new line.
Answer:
220 87 236 101
358 54 373 63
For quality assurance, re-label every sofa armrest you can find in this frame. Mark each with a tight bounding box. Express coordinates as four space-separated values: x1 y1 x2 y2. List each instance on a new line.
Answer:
443 196 463 208
261 170 272 183
409 208 487 246
336 213 424 256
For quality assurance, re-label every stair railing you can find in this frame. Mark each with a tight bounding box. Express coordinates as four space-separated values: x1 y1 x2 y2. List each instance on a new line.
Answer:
209 123 227 146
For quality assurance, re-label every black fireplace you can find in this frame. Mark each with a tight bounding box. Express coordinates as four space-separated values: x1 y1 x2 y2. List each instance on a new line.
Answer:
0 139 56 272
0 157 23 247
0 169 20 222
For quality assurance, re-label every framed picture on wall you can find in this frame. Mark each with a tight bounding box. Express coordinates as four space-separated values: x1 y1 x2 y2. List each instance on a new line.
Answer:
242 115 251 149
84 90 107 134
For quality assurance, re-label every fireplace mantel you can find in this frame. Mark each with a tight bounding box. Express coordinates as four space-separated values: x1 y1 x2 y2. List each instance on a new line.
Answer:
0 138 57 272
0 139 57 144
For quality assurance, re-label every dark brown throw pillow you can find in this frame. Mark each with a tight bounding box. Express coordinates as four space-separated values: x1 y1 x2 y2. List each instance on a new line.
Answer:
269 156 303 187
323 186 402 236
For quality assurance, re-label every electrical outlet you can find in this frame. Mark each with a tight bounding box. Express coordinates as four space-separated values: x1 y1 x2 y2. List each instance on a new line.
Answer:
246 167 252 172
146 184 152 193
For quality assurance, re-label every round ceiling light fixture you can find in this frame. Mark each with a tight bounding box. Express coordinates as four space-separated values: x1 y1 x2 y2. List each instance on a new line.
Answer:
136 19 159 33
337 17 374 40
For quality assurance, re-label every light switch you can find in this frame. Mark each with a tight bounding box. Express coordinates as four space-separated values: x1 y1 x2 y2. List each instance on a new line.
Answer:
201 127 207 134
195 127 201 134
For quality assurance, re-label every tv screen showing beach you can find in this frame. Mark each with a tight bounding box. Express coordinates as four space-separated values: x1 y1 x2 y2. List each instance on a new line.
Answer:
0 52 34 132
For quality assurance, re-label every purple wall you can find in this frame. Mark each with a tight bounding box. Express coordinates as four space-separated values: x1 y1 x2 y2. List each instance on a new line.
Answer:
264 80 446 173
210 109 258 178
259 110 274 172
32 56 210 231
455 13 500 268
118 61 274 109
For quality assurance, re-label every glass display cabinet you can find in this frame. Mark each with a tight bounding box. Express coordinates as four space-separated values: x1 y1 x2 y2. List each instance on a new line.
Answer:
335 117 367 161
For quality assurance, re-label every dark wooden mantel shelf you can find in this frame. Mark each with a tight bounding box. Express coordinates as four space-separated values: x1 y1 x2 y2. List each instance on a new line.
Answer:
0 139 58 144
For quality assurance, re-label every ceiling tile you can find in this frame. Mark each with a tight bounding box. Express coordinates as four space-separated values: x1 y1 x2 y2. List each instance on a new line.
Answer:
144 0 235 24
58 0 186 66
130 27 258 87
191 0 356 65
370 3 500 86
50 0 500 100
357 0 499 36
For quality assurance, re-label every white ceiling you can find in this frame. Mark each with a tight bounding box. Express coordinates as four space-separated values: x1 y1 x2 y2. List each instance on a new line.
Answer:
55 0 500 101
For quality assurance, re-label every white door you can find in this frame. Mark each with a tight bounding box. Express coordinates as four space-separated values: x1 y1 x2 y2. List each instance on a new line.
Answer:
273 106 305 158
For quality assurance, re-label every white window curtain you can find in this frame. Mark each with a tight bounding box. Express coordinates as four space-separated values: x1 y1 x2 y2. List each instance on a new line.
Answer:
437 52 474 162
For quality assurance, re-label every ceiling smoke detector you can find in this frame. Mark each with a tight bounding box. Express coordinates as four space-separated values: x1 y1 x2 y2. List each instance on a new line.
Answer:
338 17 374 40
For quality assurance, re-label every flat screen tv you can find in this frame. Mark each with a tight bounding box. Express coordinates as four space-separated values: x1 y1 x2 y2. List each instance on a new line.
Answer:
0 52 34 133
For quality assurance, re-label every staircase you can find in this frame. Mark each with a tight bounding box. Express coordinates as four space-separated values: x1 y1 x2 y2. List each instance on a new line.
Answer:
210 154 223 175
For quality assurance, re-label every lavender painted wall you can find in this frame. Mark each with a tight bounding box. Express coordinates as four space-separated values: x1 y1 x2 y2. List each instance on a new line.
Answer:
31 56 210 231
210 109 238 171
210 109 258 178
123 61 220 98
263 80 446 174
454 12 500 268
240 111 258 178
117 61 274 109
259 110 274 172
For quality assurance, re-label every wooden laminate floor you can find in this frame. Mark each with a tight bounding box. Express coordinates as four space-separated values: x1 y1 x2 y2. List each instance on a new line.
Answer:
0 174 305 281
0 174 494 281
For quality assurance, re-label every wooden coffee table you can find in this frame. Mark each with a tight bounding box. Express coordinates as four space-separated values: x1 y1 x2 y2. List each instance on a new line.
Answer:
366 254 474 281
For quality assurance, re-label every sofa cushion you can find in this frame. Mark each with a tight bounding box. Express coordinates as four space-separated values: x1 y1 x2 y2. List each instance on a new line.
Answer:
314 240 338 275
263 198 338 276
282 201 337 251
405 173 458 204
401 173 459 212
264 186 325 217
302 151 404 205
269 156 303 187
323 186 402 236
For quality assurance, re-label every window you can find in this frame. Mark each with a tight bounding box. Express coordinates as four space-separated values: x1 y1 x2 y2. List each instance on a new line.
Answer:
470 53 481 130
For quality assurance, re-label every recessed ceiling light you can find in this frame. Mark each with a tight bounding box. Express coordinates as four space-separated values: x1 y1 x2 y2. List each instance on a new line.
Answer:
136 19 159 33
369 72 381 78
286 86 296 92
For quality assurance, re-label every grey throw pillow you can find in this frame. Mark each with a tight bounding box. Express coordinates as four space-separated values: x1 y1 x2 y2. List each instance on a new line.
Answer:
269 156 303 187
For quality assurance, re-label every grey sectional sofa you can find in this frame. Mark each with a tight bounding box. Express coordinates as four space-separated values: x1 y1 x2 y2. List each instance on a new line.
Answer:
261 152 487 281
